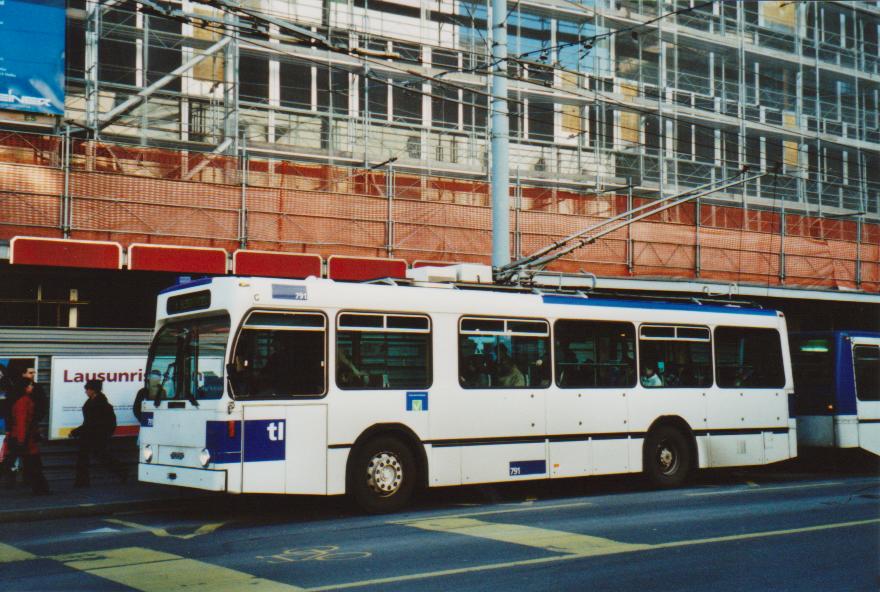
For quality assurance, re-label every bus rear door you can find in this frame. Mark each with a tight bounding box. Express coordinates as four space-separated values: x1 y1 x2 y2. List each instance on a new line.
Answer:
851 338 880 455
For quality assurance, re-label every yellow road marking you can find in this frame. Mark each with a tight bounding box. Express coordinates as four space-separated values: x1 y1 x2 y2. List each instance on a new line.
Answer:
0 542 36 563
686 481 844 497
403 517 648 556
393 500 593 523
54 547 305 592
311 517 880 591
105 517 227 540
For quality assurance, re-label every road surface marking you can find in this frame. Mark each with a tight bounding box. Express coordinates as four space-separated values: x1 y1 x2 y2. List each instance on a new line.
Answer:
105 517 227 539
0 542 36 563
393 500 593 523
686 481 843 497
54 547 305 592
310 517 880 591
402 517 648 556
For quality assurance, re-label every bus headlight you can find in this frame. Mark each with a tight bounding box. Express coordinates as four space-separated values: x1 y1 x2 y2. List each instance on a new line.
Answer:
143 444 153 463
199 448 211 467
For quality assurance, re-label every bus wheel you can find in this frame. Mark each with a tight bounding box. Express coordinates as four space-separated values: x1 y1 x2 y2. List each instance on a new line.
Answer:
643 426 692 488
350 437 416 514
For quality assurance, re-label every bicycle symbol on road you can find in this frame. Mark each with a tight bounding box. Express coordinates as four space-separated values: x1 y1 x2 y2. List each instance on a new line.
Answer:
258 545 372 564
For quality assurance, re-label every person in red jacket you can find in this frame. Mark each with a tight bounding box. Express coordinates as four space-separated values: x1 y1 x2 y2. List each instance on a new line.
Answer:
8 380 50 495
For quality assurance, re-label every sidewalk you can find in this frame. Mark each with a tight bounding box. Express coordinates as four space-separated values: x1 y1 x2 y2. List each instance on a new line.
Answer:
0 474 215 524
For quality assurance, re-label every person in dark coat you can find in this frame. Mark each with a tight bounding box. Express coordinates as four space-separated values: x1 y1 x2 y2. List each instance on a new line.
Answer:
70 379 126 487
8 380 50 495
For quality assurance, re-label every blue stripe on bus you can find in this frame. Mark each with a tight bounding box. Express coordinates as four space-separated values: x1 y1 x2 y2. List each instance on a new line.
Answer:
159 277 214 295
206 421 242 464
542 295 777 316
205 419 287 464
834 333 859 415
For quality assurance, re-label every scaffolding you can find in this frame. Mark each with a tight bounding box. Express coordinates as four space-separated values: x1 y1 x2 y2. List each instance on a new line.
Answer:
0 127 876 291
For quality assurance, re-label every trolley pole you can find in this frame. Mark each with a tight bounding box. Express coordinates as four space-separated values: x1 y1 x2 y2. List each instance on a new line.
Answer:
490 0 510 268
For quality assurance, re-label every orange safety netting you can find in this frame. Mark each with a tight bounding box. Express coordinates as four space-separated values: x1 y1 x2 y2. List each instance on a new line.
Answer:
0 132 876 292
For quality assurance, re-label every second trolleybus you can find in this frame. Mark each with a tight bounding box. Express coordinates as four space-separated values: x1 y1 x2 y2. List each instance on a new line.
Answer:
138 270 796 512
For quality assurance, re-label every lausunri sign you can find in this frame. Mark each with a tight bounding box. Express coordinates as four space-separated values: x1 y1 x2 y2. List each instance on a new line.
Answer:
50 356 146 440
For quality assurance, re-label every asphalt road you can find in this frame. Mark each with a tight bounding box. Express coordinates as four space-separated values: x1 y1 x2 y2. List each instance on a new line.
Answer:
2 461 879 592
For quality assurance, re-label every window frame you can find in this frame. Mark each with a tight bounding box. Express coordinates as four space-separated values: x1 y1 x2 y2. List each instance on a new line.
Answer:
713 326 786 389
637 323 714 389
853 344 880 402
553 319 637 389
458 315 551 390
335 310 433 391
230 309 329 400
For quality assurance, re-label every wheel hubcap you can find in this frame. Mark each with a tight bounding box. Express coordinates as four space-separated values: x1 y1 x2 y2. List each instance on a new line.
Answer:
657 441 679 475
366 452 403 495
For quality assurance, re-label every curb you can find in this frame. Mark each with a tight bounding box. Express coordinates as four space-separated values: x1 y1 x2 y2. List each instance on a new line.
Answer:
0 494 210 524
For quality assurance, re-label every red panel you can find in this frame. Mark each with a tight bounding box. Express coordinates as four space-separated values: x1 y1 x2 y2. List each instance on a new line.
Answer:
234 250 322 279
10 236 122 269
128 244 227 274
327 256 407 281
413 260 456 268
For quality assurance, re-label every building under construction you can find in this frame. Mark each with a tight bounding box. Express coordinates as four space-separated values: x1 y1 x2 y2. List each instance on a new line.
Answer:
0 0 878 336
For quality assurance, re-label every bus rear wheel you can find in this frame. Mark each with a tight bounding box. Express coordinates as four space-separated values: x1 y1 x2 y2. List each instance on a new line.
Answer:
643 426 692 488
350 436 416 514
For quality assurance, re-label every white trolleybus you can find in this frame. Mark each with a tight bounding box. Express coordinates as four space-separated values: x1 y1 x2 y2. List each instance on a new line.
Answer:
138 267 796 512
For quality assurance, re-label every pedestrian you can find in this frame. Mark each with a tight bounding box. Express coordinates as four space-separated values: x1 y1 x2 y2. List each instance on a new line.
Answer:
19 366 49 434
70 379 126 487
7 380 50 495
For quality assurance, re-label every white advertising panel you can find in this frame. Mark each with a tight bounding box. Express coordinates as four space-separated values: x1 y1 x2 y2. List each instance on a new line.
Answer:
50 356 146 440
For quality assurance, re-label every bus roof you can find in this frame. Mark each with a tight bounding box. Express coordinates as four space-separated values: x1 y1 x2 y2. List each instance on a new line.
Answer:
158 276 779 321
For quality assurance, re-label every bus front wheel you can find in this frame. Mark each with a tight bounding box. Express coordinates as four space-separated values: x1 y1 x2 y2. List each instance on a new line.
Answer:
350 436 416 514
643 426 692 488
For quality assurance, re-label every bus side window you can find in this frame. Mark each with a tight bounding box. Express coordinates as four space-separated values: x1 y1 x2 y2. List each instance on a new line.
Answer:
336 313 431 390
714 327 785 389
459 317 550 389
554 320 636 389
639 325 712 388
853 345 880 401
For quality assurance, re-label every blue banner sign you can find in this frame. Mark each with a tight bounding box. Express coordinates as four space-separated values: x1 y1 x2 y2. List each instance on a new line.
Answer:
0 0 66 115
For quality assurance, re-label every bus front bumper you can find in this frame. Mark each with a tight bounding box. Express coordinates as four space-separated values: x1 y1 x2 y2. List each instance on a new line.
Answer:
139 463 228 492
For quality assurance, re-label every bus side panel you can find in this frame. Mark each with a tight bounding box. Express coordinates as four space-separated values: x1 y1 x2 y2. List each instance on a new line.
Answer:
857 423 880 456
763 430 790 464
834 415 860 448
705 390 787 467
286 405 328 495
327 448 349 495
705 433 766 467
548 440 591 478
429 445 462 486
590 438 631 476
461 442 547 484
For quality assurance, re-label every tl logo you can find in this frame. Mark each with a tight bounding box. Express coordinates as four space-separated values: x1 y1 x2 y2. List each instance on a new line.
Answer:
267 421 285 441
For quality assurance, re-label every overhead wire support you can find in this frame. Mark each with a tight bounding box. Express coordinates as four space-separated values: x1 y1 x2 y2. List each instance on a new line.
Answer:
496 167 767 284
490 0 510 268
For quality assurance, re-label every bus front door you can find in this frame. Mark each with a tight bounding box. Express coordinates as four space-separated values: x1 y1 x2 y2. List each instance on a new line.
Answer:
851 339 880 456
241 405 288 493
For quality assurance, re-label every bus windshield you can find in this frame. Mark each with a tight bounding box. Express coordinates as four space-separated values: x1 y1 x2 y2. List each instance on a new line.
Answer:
146 315 230 402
